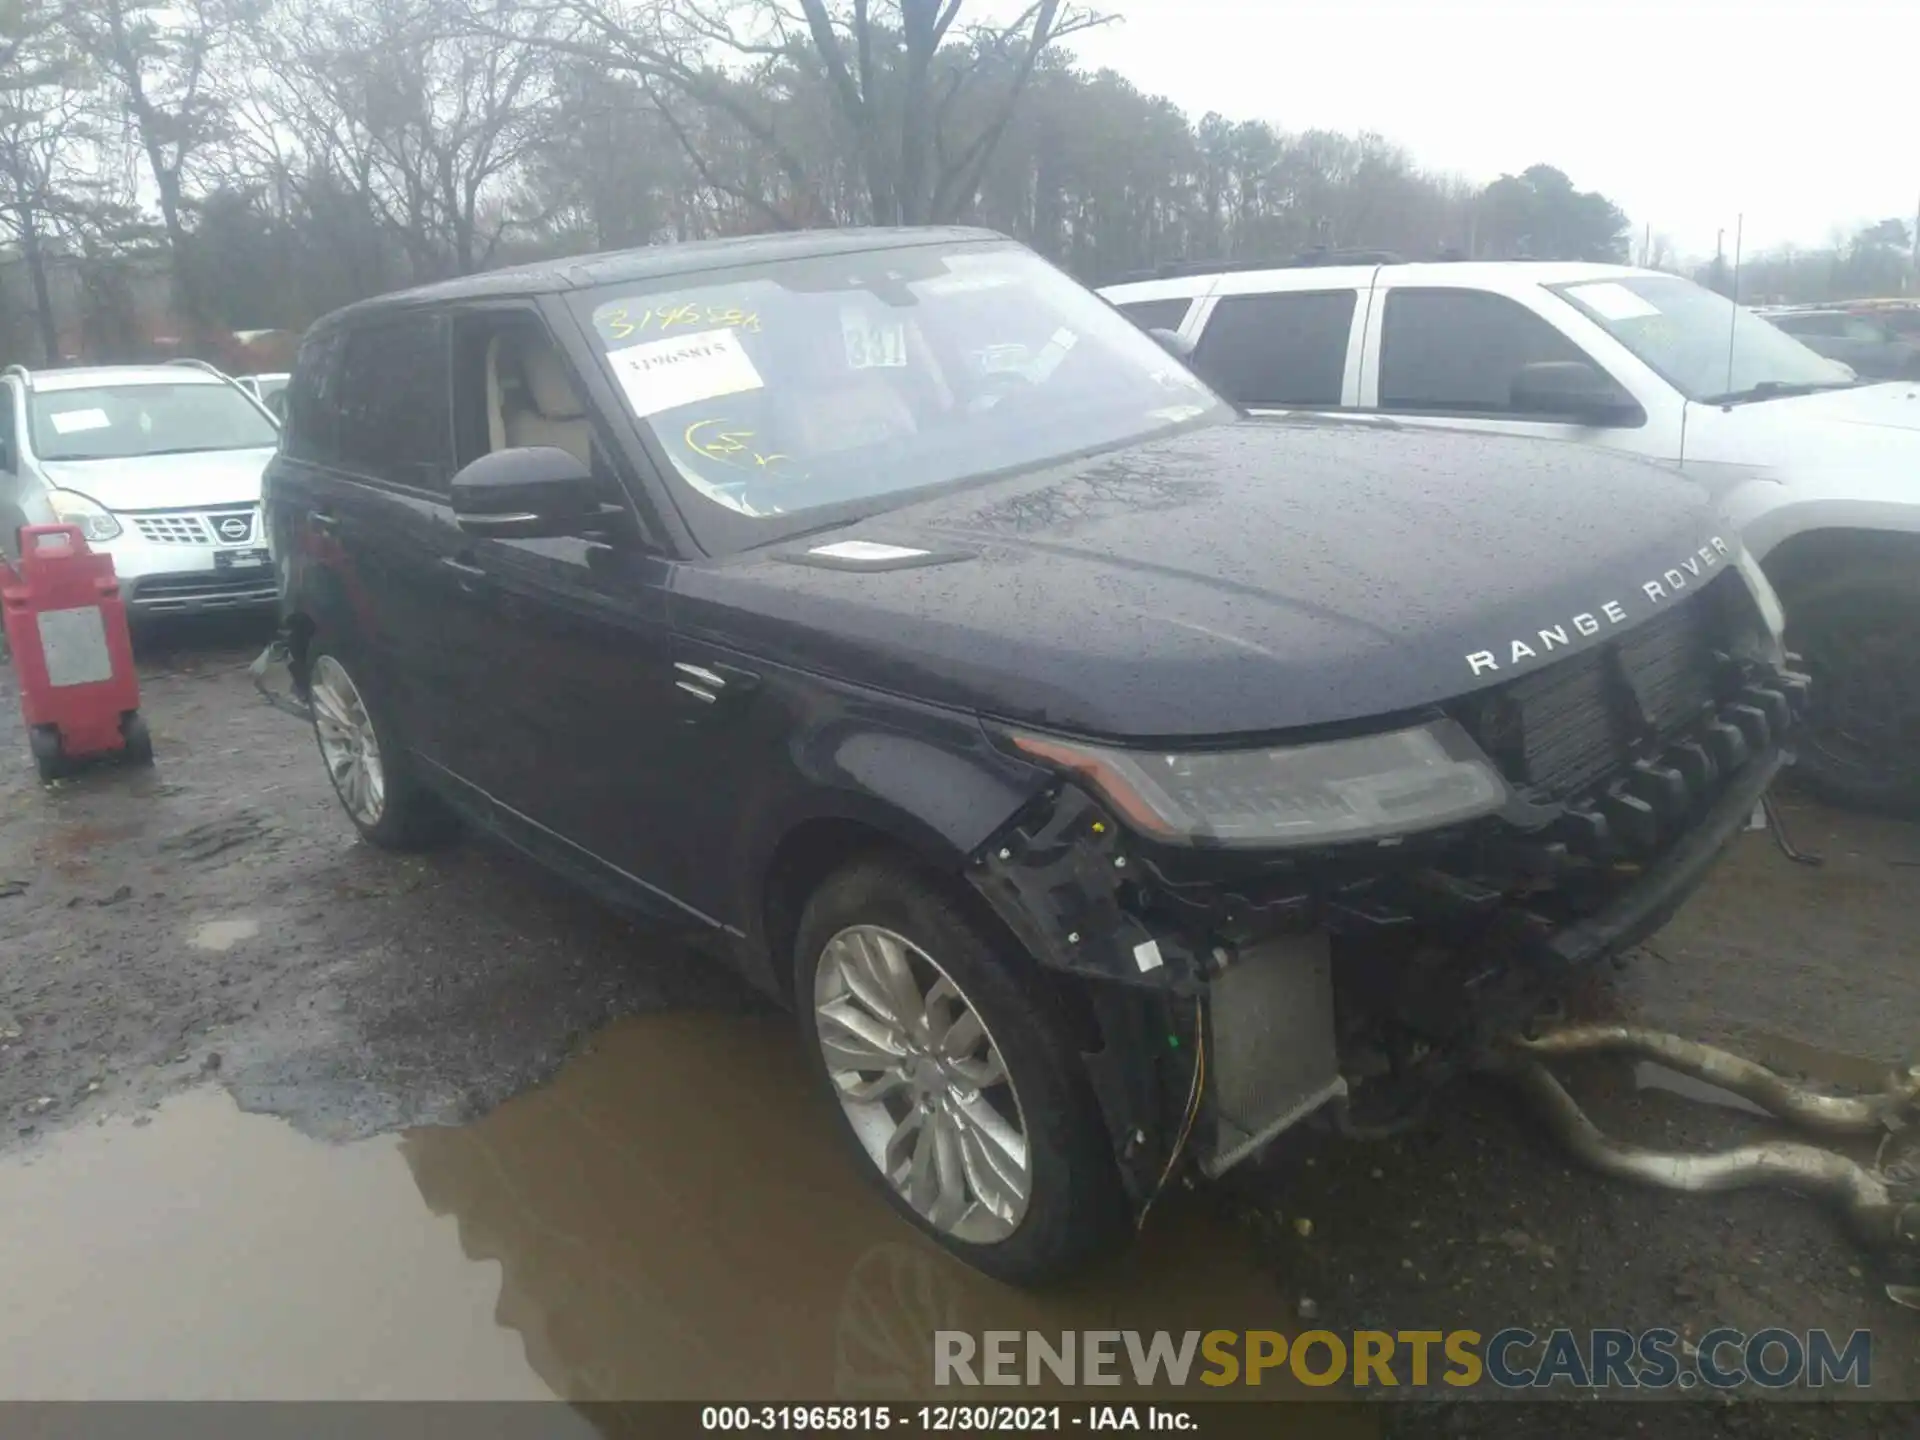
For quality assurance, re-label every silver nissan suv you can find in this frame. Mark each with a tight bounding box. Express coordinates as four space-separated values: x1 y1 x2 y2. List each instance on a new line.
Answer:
0 360 282 617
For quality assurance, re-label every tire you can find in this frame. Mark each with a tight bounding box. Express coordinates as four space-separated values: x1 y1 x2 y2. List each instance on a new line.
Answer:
794 857 1129 1286
29 724 69 782
306 642 458 850
1781 561 1920 818
120 712 154 767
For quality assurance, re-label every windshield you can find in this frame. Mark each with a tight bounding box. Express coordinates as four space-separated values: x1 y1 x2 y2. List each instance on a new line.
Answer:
1552 275 1855 403
573 241 1229 534
29 383 279 462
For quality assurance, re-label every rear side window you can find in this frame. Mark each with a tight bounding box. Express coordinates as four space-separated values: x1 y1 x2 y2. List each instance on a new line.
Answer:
332 315 454 491
1193 291 1356 407
283 331 345 465
0 383 15 468
1379 289 1589 414
1115 298 1192 333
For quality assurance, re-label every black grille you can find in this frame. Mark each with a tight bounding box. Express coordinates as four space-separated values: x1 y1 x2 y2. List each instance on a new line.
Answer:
1460 583 1723 799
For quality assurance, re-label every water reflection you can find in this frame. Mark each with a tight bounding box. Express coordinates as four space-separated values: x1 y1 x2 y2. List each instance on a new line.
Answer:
0 1010 1320 1405
401 1012 1300 1401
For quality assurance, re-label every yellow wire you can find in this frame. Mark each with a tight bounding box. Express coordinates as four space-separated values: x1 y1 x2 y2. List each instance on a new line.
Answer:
1137 997 1207 1233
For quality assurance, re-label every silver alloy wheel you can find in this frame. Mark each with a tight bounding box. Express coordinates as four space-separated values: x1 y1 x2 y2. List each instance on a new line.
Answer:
814 925 1032 1243
310 654 387 827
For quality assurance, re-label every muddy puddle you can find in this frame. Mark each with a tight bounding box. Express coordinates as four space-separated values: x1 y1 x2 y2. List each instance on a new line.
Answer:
1 1012 1301 1402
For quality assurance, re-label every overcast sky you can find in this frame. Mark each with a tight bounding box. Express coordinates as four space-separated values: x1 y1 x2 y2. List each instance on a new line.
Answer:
1048 0 1916 258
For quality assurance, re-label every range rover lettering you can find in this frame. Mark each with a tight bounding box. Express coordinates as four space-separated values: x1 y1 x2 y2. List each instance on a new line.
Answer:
263 228 1803 1284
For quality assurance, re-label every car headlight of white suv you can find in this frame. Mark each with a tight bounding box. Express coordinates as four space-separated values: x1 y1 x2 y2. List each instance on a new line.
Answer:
46 489 122 543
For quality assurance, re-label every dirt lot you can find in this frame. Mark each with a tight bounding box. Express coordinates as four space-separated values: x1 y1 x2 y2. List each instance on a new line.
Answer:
2 621 1917 1432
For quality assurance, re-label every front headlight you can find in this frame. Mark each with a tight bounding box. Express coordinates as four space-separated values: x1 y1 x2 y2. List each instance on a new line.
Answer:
1009 718 1510 849
46 489 122 542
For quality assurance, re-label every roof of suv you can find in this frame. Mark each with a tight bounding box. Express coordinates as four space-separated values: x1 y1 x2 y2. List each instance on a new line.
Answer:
12 364 232 393
1103 259 1667 303
311 225 1006 334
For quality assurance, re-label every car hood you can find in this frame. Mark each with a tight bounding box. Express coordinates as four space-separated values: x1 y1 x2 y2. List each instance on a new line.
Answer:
1683 380 1920 472
672 418 1734 740
37 448 275 512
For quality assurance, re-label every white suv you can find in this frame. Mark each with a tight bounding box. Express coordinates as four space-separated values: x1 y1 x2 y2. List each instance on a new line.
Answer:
0 360 282 618
1103 258 1920 816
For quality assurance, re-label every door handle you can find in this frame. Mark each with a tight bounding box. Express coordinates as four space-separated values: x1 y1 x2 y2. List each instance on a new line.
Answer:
674 660 760 711
308 509 338 533
439 552 491 596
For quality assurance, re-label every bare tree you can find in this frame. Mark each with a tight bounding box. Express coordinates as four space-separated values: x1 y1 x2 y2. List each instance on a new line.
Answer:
494 0 1104 227
64 0 237 338
0 0 99 358
245 0 558 280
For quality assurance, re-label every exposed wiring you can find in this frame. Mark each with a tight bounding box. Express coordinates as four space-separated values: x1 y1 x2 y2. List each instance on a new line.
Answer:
1136 998 1206 1233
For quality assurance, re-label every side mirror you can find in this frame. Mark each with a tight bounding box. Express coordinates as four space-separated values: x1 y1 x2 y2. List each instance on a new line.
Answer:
451 447 606 540
1147 327 1196 362
1510 360 1641 425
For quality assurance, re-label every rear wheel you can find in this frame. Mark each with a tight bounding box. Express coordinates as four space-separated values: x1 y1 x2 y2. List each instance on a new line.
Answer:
794 857 1128 1286
29 724 68 782
1783 562 1920 818
120 713 154 767
307 645 458 849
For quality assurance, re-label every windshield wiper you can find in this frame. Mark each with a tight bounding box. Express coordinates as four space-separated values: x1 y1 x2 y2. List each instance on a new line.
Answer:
1700 379 1863 406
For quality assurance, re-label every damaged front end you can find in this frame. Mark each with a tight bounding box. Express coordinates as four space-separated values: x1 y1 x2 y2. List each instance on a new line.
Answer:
966 565 1808 1220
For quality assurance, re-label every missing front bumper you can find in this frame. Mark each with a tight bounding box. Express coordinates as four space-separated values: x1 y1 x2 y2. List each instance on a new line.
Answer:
968 713 1797 1201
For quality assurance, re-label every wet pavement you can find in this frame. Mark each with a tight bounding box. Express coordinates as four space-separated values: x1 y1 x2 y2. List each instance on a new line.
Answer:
2 623 1917 1429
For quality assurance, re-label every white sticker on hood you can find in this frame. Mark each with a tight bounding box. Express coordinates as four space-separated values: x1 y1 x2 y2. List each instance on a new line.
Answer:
48 407 111 435
1569 281 1661 322
808 540 929 562
608 328 763 417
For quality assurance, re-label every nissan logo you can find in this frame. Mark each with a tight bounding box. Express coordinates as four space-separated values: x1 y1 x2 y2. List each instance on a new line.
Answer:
216 515 251 541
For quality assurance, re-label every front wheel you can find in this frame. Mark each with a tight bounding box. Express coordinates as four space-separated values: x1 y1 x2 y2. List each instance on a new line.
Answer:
1784 562 1920 818
794 858 1128 1286
307 645 458 849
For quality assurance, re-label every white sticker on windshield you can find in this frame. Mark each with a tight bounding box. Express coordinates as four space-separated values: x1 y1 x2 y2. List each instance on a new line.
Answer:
1569 282 1661 322
842 308 908 369
1024 328 1079 383
609 328 763 417
48 407 110 435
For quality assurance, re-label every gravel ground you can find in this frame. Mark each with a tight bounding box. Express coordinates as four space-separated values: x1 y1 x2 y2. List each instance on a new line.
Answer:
2 619 1916 1431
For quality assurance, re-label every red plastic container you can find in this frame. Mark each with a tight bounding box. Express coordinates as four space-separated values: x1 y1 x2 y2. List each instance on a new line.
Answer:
0 524 151 780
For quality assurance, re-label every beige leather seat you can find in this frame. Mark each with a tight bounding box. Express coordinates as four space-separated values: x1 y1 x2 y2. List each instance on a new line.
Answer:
488 334 592 468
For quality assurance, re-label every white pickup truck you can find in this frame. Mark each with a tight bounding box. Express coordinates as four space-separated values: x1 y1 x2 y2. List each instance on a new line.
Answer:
1103 258 1920 816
